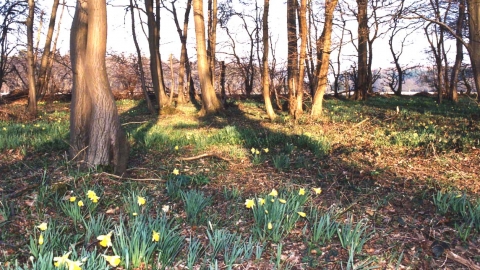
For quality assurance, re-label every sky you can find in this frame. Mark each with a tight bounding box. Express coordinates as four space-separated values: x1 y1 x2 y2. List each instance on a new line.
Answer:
43 0 436 71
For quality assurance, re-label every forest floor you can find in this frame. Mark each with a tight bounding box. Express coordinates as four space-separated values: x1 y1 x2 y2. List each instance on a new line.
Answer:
1 95 480 269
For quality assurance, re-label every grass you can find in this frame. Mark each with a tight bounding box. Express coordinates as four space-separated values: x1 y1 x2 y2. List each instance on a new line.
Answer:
0 95 480 268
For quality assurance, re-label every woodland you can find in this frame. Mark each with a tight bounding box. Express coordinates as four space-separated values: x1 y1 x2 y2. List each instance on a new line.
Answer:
1 0 480 269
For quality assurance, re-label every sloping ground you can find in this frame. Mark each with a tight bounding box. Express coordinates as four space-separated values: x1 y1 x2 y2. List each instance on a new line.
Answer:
0 95 479 269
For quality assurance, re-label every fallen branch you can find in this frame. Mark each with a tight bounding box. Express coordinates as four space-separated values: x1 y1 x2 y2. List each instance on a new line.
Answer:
354 117 370 127
177 153 233 163
121 121 149 126
446 251 480 270
96 172 165 182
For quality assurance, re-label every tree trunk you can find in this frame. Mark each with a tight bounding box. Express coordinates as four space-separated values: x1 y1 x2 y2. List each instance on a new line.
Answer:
26 0 36 117
36 0 60 98
169 54 175 105
262 0 276 120
287 0 298 116
129 0 154 114
207 0 217 87
193 0 222 115
311 0 338 117
296 0 307 117
70 0 128 174
355 0 368 100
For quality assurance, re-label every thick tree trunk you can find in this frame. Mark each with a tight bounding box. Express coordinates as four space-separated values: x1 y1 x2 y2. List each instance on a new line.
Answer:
355 0 368 100
287 0 298 116
193 0 222 115
262 0 276 120
26 0 36 117
311 0 338 117
70 0 128 174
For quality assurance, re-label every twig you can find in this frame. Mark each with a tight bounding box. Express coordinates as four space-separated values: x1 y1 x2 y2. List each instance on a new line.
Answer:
354 117 370 127
446 251 480 270
177 153 233 163
121 121 149 126
96 172 165 182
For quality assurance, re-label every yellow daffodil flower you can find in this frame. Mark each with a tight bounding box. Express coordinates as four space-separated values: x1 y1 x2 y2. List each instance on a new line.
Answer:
37 222 48 231
279 199 286 204
152 230 160 242
257 198 265 205
77 200 84 207
132 212 138 216
86 190 96 199
65 259 82 270
137 196 146 206
297 212 307 217
268 222 273 230
69 196 76 202
269 189 278 197
53 251 71 267
299 188 305 195
97 231 113 247
263 148 269 153
265 210 268 214
245 199 255 209
174 145 179 150
90 195 99 203
102 255 121 267
251 147 256 154
38 234 44 245
173 168 179 175
313 188 322 194
255 150 260 155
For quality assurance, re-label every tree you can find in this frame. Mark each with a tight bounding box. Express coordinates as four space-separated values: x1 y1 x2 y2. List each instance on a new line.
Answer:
311 0 338 117
287 0 299 116
70 0 128 174
26 0 36 116
193 0 222 115
355 0 368 100
262 0 276 120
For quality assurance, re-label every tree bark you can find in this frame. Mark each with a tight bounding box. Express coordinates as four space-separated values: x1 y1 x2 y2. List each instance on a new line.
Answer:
70 0 128 174
193 0 222 115
207 0 217 87
355 0 368 100
467 0 480 101
26 0 36 117
296 0 307 117
311 0 338 117
262 0 276 120
287 0 298 116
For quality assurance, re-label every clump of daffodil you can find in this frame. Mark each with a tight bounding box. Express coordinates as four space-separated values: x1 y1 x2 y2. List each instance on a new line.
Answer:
137 196 146 206
245 199 255 209
269 189 278 197
87 190 100 203
97 231 113 247
299 188 305 195
313 188 322 194
36 222 48 231
152 230 160 242
102 254 121 267
172 168 179 175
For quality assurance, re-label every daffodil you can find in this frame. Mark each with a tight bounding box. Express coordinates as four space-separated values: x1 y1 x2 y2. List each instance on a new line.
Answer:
86 190 97 199
297 212 307 217
97 231 113 247
77 200 84 207
263 148 269 153
162 205 170 213
173 168 179 175
132 212 138 216
299 188 305 195
257 198 265 205
174 145 179 150
65 259 82 270
313 188 322 194
269 189 278 197
152 230 160 242
268 222 273 230
53 251 71 267
245 199 255 209
137 196 146 206
251 147 256 154
102 254 121 267
255 150 260 155
279 199 286 204
38 234 44 245
37 222 48 231
69 196 76 202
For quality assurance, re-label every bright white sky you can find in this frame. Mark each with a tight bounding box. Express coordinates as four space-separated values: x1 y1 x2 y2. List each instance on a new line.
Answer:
43 0 436 71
